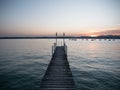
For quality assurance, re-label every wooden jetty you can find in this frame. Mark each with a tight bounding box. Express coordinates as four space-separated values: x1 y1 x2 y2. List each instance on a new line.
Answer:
40 33 76 90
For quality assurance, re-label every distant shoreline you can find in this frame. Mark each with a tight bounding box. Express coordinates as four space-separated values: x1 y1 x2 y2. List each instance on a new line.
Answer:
0 35 120 39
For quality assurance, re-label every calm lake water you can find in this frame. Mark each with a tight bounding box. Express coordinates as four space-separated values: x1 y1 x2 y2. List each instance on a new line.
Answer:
0 39 120 90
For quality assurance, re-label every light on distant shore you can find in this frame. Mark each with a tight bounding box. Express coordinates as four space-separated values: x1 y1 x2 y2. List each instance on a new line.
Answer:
90 35 98 37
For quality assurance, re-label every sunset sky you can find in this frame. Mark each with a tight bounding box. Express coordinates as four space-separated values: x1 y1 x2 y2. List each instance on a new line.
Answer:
0 0 120 36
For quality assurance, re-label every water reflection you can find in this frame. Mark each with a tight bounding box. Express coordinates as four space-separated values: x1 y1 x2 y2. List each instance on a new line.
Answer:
67 39 120 90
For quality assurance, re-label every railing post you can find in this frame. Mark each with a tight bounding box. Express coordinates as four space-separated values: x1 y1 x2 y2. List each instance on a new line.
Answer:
63 44 67 56
52 43 56 56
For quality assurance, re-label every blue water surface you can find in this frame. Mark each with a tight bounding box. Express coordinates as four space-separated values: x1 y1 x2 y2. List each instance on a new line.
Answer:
0 39 120 90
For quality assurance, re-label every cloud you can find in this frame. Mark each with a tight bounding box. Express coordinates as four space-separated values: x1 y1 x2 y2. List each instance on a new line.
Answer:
90 29 120 36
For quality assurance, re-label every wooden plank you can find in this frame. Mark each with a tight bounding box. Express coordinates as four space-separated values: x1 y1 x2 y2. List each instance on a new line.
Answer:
40 46 76 90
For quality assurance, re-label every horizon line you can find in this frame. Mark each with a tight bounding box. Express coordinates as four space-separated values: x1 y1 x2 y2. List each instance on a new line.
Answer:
0 35 120 39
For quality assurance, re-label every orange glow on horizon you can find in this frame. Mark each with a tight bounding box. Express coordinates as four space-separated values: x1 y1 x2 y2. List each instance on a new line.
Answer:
1 27 119 37
90 35 98 37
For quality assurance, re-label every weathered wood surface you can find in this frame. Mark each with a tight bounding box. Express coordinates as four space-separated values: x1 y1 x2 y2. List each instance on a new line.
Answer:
40 46 76 90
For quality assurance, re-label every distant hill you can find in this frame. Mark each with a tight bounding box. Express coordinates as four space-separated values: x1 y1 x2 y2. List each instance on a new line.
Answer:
0 35 120 39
